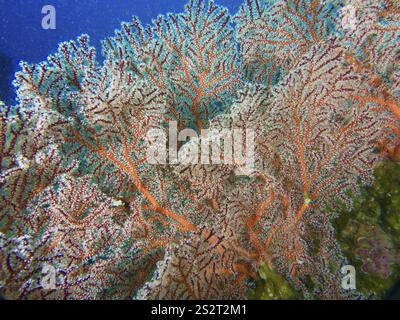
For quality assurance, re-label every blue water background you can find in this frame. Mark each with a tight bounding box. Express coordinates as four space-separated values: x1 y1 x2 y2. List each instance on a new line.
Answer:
0 0 243 104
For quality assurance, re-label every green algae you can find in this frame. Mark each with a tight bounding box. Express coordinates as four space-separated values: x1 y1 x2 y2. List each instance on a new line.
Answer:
335 161 400 299
249 263 301 300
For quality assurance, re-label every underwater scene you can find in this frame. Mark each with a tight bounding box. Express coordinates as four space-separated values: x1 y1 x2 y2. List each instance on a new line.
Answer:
0 0 400 301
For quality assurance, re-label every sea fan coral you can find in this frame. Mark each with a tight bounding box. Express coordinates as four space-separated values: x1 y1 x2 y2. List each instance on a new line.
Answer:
1 0 399 300
105 0 241 131
235 0 345 85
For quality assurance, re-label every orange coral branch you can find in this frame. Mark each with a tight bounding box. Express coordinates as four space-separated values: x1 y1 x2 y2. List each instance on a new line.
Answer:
71 130 197 232
353 96 400 121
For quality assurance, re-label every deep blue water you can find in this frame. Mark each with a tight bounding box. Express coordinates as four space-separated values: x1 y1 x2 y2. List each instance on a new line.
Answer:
0 0 243 104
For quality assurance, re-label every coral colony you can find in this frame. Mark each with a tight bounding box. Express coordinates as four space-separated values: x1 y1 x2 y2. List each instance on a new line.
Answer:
0 0 400 300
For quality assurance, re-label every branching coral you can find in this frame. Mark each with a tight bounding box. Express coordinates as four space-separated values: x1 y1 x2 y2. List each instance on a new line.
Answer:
235 0 345 85
1 0 399 300
105 0 241 131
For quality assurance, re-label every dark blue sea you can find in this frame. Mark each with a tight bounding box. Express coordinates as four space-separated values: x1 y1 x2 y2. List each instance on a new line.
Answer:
0 0 243 104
